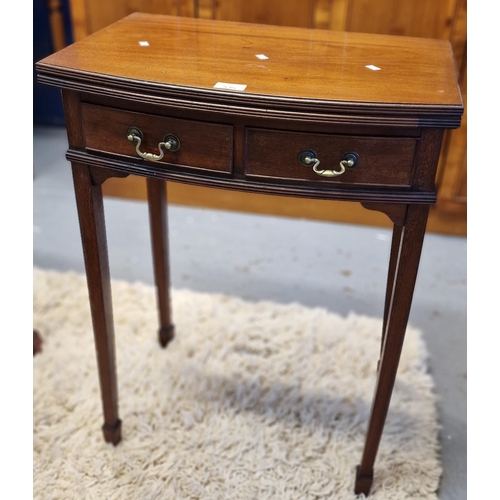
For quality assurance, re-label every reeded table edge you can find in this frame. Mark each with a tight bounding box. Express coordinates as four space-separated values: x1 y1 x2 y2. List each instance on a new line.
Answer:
36 64 463 129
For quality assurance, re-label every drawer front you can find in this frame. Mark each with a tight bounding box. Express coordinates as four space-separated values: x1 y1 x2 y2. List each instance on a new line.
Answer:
245 128 417 188
82 104 233 173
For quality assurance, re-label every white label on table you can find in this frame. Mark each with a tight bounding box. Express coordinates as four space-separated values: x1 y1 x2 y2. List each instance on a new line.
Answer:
365 64 381 71
213 82 247 91
139 41 150 47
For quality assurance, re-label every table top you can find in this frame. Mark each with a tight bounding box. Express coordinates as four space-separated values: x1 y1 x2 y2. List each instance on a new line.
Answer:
37 13 463 127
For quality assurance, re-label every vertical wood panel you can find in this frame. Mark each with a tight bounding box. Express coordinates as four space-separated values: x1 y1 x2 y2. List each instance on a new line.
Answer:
434 0 466 215
436 58 467 212
348 0 457 40
82 0 192 34
329 0 350 31
69 0 90 40
196 0 216 19
313 0 330 29
47 0 68 50
449 0 467 73
86 0 126 33
214 0 315 28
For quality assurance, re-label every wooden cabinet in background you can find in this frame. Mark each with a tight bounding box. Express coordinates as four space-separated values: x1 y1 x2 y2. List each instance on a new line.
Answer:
62 0 466 235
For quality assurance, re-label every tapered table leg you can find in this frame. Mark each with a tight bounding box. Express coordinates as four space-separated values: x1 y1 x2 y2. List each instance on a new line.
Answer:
381 224 404 353
355 204 430 495
147 178 175 347
72 163 121 445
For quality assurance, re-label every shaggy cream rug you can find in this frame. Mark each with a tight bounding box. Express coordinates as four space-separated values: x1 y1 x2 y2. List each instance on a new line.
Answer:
33 268 442 499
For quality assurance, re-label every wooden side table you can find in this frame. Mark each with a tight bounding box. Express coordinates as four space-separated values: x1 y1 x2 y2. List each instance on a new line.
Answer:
36 13 463 496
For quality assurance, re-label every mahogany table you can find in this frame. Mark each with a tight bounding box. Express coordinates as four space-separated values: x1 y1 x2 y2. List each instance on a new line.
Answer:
36 13 463 496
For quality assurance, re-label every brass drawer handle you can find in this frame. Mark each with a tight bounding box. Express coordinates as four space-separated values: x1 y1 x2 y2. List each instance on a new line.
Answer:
299 150 359 177
127 127 180 162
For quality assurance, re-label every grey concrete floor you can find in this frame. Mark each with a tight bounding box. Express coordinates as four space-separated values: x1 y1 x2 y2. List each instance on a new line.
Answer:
33 125 466 499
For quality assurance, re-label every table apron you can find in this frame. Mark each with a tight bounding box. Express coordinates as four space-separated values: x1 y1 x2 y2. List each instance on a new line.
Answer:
66 149 437 205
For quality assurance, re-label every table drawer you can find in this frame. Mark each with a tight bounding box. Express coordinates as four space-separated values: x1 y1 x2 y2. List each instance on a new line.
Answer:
82 104 233 173
245 128 417 188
